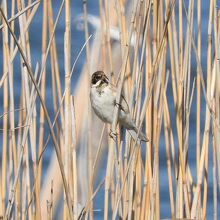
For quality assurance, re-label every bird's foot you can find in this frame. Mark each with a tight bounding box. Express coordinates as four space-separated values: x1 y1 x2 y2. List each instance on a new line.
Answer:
115 102 121 108
109 129 118 141
115 102 122 110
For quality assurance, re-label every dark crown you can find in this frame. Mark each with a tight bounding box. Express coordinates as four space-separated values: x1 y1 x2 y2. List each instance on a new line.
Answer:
91 71 109 85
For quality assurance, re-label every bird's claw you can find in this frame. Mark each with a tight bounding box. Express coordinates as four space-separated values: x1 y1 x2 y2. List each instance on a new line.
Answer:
115 102 122 109
109 129 117 140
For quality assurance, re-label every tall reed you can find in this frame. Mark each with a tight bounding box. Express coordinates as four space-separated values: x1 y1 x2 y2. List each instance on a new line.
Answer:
0 0 219 219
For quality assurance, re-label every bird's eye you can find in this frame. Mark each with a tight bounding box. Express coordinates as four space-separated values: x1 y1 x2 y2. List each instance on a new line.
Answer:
92 74 100 84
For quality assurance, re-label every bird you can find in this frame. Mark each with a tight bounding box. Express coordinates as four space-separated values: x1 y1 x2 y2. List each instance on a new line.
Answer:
90 70 148 142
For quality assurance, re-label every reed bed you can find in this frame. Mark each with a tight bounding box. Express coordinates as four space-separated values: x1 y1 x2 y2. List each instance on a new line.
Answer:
0 0 219 219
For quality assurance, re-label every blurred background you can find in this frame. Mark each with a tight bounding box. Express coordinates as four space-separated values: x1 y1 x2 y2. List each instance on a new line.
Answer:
0 0 220 219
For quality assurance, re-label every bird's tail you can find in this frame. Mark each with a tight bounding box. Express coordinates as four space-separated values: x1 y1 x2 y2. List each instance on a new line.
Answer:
138 131 149 142
127 128 149 143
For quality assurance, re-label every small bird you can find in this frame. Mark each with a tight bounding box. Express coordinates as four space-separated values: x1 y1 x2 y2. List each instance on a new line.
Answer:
90 70 148 142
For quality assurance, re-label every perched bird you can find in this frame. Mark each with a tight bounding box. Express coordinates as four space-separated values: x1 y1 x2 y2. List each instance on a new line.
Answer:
90 70 148 142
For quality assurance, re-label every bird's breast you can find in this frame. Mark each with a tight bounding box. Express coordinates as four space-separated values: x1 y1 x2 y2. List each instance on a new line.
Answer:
90 86 115 123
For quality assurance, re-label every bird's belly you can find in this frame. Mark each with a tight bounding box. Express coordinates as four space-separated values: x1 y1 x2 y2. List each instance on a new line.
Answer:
90 89 114 123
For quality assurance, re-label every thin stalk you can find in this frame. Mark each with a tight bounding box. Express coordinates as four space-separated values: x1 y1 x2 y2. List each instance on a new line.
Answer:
0 9 74 220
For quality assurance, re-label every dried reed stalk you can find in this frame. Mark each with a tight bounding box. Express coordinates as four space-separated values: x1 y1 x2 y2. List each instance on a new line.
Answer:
0 1 219 220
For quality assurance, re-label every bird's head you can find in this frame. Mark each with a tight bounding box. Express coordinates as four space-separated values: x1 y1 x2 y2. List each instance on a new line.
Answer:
91 71 109 86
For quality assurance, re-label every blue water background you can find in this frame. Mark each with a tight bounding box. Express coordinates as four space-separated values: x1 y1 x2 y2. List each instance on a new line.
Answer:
0 0 219 219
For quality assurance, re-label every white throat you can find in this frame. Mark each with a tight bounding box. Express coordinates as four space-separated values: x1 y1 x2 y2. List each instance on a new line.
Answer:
92 80 103 88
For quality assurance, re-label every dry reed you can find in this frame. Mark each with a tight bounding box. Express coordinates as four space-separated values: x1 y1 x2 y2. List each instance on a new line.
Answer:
0 0 219 220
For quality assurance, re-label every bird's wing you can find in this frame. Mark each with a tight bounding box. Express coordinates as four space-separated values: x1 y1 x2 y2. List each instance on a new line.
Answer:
120 94 130 114
109 83 130 114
